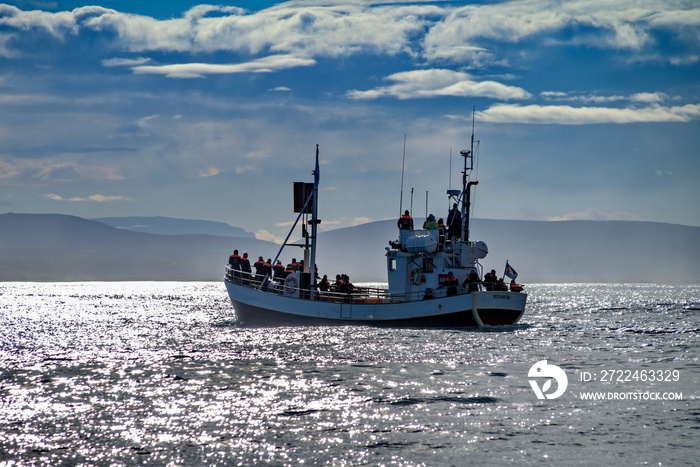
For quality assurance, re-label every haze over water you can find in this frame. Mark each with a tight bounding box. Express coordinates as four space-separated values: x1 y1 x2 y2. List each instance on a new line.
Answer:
1 282 698 465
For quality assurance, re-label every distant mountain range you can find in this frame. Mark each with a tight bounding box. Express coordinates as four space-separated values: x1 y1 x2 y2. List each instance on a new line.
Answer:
1 213 698 283
0 213 274 281
93 216 255 237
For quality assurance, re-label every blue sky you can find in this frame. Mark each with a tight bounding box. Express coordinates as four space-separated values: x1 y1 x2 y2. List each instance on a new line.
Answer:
1 0 699 242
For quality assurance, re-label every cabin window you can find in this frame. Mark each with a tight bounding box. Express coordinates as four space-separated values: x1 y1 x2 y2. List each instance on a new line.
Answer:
389 258 397 272
422 257 434 273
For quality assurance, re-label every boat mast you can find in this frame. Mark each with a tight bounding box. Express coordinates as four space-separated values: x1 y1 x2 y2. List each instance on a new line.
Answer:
461 107 478 242
309 144 320 288
399 134 407 216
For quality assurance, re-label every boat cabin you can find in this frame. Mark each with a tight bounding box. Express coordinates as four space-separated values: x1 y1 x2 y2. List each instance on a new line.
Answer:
387 224 488 301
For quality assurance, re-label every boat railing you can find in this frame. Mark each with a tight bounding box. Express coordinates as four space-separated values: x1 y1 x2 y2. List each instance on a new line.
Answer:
225 266 416 303
225 266 523 303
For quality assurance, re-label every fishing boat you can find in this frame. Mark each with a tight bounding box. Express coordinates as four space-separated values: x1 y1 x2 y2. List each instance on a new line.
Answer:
224 128 527 327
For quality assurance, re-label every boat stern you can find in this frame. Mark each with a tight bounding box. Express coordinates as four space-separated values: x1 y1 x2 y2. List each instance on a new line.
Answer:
471 291 527 326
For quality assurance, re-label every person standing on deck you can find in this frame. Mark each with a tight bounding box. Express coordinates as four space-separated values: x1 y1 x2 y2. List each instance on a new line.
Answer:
228 250 242 283
423 214 438 230
254 256 266 280
397 210 413 250
273 260 286 279
464 270 480 293
241 252 252 285
447 203 461 241
441 271 459 295
483 269 497 291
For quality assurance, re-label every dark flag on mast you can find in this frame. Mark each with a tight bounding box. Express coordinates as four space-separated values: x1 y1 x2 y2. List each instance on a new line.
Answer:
314 144 320 186
504 261 518 280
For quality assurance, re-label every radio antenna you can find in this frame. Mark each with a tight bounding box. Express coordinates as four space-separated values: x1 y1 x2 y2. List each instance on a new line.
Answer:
399 133 407 215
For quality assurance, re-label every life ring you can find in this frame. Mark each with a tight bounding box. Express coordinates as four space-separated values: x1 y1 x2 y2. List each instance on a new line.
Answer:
285 276 298 294
410 268 424 285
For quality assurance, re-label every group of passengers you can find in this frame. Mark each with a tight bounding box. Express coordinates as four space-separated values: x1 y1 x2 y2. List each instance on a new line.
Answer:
480 269 522 292
227 250 255 285
316 274 354 294
228 250 354 295
228 251 308 283
395 204 465 251
435 268 522 297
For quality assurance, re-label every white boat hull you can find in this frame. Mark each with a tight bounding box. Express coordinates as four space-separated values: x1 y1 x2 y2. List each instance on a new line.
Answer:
225 280 526 327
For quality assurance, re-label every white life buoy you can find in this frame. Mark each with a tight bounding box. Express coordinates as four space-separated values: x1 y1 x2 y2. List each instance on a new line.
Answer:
410 268 424 285
285 276 298 294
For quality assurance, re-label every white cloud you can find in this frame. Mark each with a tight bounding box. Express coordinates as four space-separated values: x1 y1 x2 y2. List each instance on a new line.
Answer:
235 165 256 174
0 1 696 74
347 69 531 100
131 54 316 78
69 3 430 57
422 0 699 65
669 55 700 66
540 91 669 104
549 208 643 222
255 229 284 244
570 95 627 104
630 92 668 103
198 166 221 177
0 158 126 182
540 91 568 99
43 193 133 202
475 103 700 124
102 56 151 67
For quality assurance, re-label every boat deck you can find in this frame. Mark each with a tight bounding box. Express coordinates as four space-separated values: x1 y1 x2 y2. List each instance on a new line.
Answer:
224 266 523 305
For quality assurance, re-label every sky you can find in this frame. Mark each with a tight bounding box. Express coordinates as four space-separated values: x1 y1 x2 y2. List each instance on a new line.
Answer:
1 0 699 243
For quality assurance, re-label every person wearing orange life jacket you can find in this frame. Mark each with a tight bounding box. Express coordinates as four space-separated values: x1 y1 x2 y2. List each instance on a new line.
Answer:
240 252 252 285
273 260 286 279
334 274 345 293
240 252 251 273
257 258 272 290
397 210 413 251
343 274 354 294
483 269 497 291
284 259 297 277
494 277 508 291
440 271 459 296
253 256 266 280
463 270 480 293
228 250 241 268
318 275 330 292
397 210 413 230
228 250 242 283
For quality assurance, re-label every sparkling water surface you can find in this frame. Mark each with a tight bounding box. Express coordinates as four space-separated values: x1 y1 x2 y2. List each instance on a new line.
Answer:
1 282 698 465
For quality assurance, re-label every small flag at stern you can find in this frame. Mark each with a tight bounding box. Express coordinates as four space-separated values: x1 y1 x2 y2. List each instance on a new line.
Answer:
504 261 518 280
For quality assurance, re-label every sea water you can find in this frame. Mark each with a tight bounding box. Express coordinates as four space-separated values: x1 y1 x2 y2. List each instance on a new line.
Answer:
0 282 698 466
